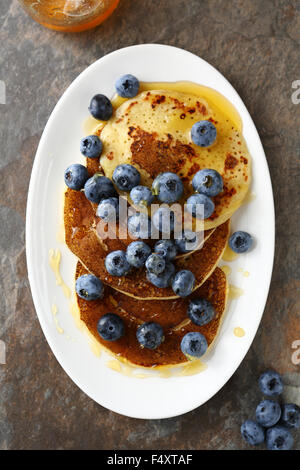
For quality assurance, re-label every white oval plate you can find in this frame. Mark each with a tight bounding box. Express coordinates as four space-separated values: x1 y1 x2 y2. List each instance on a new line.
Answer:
26 44 274 419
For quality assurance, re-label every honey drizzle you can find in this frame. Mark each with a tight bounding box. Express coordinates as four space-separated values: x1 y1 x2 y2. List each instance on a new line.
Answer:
222 244 239 262
83 80 242 136
233 327 245 337
51 303 64 334
49 249 71 298
221 265 231 276
229 285 244 299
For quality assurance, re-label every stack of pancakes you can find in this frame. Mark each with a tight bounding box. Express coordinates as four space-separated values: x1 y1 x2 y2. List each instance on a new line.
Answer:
64 88 251 367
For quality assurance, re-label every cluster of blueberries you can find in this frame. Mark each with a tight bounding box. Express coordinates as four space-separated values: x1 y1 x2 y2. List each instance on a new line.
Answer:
64 73 223 219
241 370 300 450
66 73 253 358
75 270 216 357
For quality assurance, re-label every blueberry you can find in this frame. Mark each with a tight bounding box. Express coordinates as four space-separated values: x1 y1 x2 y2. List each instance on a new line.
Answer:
105 250 131 276
191 120 217 147
64 164 88 191
256 400 281 428
96 197 119 222
80 135 103 159
113 164 141 192
180 332 208 359
128 213 151 239
146 261 175 288
187 298 216 326
172 270 195 297
136 322 164 349
130 185 154 207
154 239 177 261
145 253 166 275
88 94 113 121
152 207 176 233
84 174 117 204
192 169 223 197
75 274 104 301
187 193 215 219
115 74 140 98
240 420 265 446
259 370 283 397
281 403 300 429
175 230 200 253
97 313 124 341
126 241 151 268
152 172 183 203
266 426 294 450
229 231 253 254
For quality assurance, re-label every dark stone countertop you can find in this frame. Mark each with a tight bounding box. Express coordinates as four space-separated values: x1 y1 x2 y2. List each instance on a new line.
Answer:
0 0 299 450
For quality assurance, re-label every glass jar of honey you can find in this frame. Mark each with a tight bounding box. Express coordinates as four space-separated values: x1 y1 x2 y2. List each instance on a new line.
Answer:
18 0 120 32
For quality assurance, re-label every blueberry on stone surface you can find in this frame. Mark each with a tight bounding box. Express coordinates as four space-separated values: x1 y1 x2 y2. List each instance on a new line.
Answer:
187 298 216 326
171 270 195 297
258 370 283 397
240 420 265 446
191 120 217 147
115 74 140 98
84 174 117 204
130 185 154 207
192 169 223 197
64 164 89 191
80 135 103 159
229 231 253 254
126 241 151 268
96 197 119 222
113 164 141 192
180 332 208 358
136 322 164 349
154 239 177 261
128 213 151 239
97 313 124 341
266 426 294 451
187 193 215 219
105 250 131 276
281 403 300 429
146 261 175 288
75 274 104 301
152 172 183 203
89 94 113 121
256 400 281 428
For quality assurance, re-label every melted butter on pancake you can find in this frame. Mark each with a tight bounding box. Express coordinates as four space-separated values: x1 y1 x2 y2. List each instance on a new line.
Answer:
98 83 251 230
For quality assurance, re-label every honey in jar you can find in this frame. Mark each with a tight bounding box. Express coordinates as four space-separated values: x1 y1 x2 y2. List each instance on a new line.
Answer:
18 0 120 32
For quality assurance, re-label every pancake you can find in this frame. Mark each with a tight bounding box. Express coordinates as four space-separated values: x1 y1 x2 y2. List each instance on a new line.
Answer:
76 262 228 367
98 89 251 230
64 188 229 299
84 143 215 259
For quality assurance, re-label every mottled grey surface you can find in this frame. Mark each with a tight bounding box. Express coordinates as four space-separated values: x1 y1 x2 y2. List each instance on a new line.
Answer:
0 0 299 450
